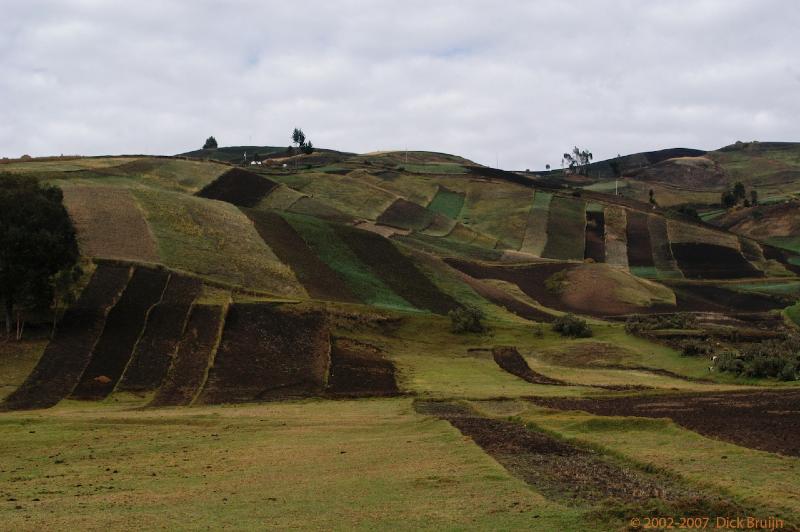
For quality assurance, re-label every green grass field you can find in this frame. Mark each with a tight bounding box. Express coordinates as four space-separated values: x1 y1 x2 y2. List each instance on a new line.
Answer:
0 399 588 530
426 186 465 219
460 182 533 250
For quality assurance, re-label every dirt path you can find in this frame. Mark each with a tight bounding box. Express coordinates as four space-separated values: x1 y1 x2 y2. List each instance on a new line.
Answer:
529 390 800 457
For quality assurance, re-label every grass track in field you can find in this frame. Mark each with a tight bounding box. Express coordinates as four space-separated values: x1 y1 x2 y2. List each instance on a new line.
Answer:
542 196 586 260
427 186 465 219
520 191 552 256
282 213 413 310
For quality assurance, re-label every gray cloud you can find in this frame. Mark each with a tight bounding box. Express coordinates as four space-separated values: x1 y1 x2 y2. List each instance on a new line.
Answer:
2 0 798 168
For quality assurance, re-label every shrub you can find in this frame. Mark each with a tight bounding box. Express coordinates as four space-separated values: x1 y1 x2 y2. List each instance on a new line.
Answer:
715 338 800 380
545 270 569 294
532 325 545 339
681 340 712 357
552 313 592 338
448 306 487 334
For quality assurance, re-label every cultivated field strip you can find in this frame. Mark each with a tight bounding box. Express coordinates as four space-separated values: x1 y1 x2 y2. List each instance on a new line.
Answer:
426 186 465 219
245 209 359 303
583 204 605 263
149 303 228 407
335 225 461 314
71 267 170 399
283 213 413 309
461 182 532 250
671 243 763 279
603 205 629 268
542 196 586 261
196 167 279 207
115 275 203 393
197 304 330 404
376 198 437 231
0 264 132 411
326 338 399 397
625 210 655 268
62 185 160 263
519 191 552 256
647 215 682 278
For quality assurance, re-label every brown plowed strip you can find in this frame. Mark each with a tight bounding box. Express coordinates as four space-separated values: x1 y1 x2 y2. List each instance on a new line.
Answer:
529 390 800 457
62 186 159 262
197 303 330 404
149 304 226 407
414 401 749 516
116 275 203 393
196 167 278 207
243 209 359 303
584 210 605 262
326 338 399 397
672 243 763 279
0 265 132 411
626 210 655 267
71 267 169 400
492 346 566 385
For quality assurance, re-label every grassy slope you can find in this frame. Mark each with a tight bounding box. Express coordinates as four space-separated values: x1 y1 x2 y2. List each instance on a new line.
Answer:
0 399 587 530
542 195 586 260
134 189 305 297
460 181 533 249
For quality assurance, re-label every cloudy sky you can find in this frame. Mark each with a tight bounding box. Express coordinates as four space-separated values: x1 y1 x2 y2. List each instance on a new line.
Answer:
2 0 798 169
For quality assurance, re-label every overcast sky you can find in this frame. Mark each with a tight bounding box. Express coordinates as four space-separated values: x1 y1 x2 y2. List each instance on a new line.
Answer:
2 0 798 169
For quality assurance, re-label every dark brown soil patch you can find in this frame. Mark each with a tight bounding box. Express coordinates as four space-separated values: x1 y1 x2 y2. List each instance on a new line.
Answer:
414 401 747 516
445 259 574 312
149 304 227 407
243 209 359 303
584 210 605 262
116 275 202 393
70 267 169 400
196 168 278 207
336 225 460 314
376 198 437 231
326 338 399 397
529 389 800 457
492 346 566 385
670 284 787 313
672 243 763 279
456 271 555 322
197 304 330 404
626 210 655 267
1 265 132 411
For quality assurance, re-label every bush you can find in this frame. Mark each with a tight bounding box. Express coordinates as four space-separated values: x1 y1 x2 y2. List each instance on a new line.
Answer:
532 325 545 339
448 306 487 334
552 314 592 338
715 338 800 380
625 313 697 334
545 270 569 294
681 340 712 357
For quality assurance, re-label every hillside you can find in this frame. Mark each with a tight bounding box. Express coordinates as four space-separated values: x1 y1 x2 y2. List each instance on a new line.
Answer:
1 146 800 529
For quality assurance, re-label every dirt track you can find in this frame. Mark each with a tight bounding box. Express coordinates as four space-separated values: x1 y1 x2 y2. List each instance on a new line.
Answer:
529 390 800 457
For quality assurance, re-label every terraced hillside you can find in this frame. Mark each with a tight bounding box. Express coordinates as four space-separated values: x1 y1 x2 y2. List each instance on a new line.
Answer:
2 146 800 530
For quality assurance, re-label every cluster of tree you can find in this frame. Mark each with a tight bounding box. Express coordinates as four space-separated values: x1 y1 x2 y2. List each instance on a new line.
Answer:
0 176 80 340
552 313 592 338
448 306 487 334
562 146 593 176
720 181 758 209
291 128 314 155
203 136 218 150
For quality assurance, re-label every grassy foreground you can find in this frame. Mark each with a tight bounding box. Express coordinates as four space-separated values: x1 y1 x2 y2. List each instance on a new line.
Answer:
0 398 587 531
